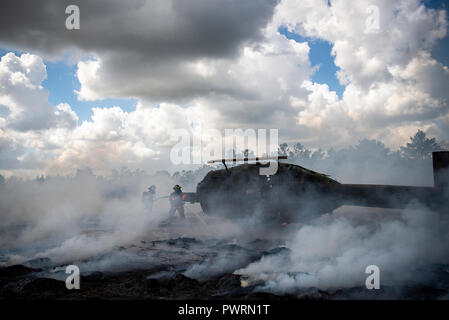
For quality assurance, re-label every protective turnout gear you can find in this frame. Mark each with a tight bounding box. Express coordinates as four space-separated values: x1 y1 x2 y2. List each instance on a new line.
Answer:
169 185 186 218
142 185 156 212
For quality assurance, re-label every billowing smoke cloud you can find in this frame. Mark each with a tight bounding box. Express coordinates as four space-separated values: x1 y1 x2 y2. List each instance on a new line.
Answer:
0 168 189 266
1 146 448 300
235 203 449 293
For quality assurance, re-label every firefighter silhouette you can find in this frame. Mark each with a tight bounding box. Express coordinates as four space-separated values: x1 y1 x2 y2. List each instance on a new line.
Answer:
169 185 186 218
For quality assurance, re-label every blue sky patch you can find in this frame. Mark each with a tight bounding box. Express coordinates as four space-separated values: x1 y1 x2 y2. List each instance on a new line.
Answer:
279 26 346 98
0 48 137 124
425 0 449 67
42 61 137 123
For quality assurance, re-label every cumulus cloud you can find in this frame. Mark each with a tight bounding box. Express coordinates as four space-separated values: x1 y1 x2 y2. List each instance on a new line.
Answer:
272 0 449 146
0 0 278 59
0 52 80 173
0 0 280 105
70 0 449 147
0 0 448 176
0 53 77 132
0 51 227 176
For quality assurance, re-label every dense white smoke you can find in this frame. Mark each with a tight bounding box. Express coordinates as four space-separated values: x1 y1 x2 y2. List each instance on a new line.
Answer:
0 169 184 266
1 147 448 297
235 203 449 293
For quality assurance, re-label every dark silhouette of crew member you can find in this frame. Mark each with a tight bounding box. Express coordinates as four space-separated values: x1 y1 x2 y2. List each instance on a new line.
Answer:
142 185 156 213
169 185 186 219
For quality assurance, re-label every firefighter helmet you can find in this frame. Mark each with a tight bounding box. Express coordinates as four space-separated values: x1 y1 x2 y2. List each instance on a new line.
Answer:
173 184 182 190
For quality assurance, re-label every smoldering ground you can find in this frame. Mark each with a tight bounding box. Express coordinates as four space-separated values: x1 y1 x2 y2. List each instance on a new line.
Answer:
235 204 449 296
0 169 178 265
1 156 449 299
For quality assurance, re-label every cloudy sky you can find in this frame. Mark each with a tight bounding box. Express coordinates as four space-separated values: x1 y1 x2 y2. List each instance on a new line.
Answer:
0 0 448 177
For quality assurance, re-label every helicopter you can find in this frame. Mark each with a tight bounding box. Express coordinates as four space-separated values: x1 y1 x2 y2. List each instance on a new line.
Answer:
181 151 449 223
